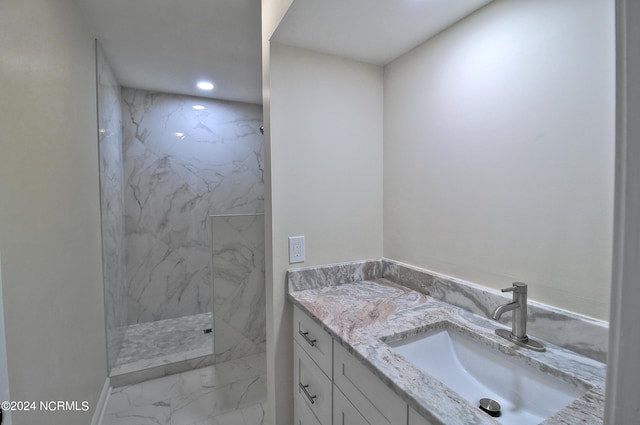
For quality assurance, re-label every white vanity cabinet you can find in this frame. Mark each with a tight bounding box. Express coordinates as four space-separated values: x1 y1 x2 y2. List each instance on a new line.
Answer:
294 306 333 375
294 341 332 424
293 307 333 424
333 384 369 425
293 305 415 425
333 342 406 425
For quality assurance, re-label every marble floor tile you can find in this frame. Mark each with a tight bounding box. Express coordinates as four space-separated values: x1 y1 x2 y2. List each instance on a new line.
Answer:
241 402 267 425
209 408 247 425
102 403 170 425
199 352 266 389
107 368 203 414
105 352 267 425
170 375 267 425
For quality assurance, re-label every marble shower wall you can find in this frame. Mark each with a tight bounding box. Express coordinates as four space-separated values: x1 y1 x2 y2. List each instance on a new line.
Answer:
96 43 127 371
210 214 266 362
122 89 264 324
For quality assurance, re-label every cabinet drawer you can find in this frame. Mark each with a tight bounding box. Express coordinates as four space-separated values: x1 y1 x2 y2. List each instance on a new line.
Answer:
294 306 333 377
294 386 323 425
333 342 407 425
294 340 332 425
409 406 434 425
333 384 370 425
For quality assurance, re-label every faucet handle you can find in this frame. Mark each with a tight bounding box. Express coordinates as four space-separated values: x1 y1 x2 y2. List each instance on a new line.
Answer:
501 282 527 293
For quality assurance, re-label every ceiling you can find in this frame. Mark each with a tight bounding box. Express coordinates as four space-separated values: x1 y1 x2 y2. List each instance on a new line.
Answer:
272 0 493 66
75 0 263 104
74 0 492 105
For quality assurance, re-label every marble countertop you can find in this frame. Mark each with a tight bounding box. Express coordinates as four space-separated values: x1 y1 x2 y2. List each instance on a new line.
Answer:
288 278 606 425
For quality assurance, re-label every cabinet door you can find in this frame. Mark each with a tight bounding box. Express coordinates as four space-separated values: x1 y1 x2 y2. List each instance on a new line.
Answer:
294 387 323 425
333 342 407 425
294 341 332 424
333 384 370 425
409 406 435 425
293 306 333 377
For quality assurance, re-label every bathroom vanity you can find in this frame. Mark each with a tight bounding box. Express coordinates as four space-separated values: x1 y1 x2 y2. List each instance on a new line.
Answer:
288 259 607 425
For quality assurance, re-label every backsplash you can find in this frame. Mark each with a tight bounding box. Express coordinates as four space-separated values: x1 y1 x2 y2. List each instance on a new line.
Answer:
287 258 608 362
287 259 382 292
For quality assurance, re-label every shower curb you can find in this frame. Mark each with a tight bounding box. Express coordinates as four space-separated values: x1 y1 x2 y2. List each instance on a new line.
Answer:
110 351 216 387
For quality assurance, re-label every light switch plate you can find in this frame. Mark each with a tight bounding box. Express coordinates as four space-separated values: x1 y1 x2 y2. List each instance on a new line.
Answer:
288 236 305 264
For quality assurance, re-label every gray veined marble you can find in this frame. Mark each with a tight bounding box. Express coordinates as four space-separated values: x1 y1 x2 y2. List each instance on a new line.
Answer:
96 42 127 372
381 259 609 362
122 88 264 325
211 214 266 362
106 352 267 425
288 258 608 362
287 258 383 291
109 313 216 387
288 275 606 425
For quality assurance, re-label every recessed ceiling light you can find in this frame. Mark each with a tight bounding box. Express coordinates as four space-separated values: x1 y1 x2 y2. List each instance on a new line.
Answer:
193 105 205 110
197 81 214 91
172 132 185 138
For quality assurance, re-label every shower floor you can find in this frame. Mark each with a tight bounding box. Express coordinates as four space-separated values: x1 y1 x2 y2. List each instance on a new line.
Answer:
111 313 214 386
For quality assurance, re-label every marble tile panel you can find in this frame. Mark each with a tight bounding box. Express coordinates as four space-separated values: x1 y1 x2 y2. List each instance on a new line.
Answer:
198 352 266 389
105 353 268 425
114 313 213 368
96 42 127 372
163 354 217 377
170 375 267 425
207 402 267 425
109 352 265 413
108 367 204 414
102 403 170 425
240 402 268 425
110 313 215 386
209 408 247 425
122 88 264 324
110 352 218 388
211 214 266 362
110 365 167 389
212 316 264 363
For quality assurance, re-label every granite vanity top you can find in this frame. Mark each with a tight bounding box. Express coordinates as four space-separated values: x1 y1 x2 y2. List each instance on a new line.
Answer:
288 276 606 424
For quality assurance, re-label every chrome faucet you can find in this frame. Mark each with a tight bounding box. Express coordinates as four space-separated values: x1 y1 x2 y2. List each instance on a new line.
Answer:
491 282 545 352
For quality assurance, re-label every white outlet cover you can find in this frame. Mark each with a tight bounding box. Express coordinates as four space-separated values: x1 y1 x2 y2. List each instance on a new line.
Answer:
288 236 305 264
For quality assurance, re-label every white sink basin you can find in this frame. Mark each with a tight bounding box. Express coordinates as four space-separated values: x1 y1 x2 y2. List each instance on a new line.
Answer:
387 326 586 424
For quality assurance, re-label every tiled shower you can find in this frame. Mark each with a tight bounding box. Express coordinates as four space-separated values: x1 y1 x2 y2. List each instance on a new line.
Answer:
96 43 266 386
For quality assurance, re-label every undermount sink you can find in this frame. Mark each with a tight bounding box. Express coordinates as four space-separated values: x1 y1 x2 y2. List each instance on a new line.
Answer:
387 324 587 425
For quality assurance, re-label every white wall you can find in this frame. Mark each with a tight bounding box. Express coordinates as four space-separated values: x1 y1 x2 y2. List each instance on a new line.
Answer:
384 0 615 320
0 255 12 425
0 0 108 423
261 2 293 423
605 0 640 422
267 43 384 423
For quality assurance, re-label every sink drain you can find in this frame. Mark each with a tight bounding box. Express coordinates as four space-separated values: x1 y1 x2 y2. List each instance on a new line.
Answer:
479 398 501 417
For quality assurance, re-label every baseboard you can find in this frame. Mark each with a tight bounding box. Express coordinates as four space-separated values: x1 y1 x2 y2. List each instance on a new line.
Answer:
90 377 111 425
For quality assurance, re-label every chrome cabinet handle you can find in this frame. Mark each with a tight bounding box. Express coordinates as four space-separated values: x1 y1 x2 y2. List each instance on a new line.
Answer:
298 330 317 347
299 382 317 404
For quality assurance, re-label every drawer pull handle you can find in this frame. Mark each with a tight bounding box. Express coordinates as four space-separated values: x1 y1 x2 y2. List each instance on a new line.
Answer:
298 330 317 347
299 382 317 404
